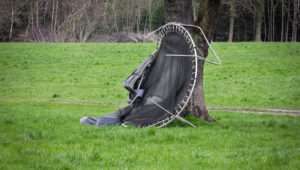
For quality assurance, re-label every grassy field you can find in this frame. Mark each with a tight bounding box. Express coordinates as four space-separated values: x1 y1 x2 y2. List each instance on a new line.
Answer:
0 43 300 169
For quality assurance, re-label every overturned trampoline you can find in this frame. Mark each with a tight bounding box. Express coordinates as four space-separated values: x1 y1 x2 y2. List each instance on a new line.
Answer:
80 22 221 128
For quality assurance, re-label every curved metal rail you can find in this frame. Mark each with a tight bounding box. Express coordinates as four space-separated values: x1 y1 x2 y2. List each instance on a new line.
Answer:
145 23 199 128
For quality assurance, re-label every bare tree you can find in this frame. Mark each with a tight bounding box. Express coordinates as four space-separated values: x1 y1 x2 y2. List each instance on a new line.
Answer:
254 0 264 41
9 0 15 40
292 0 299 41
228 0 236 42
281 0 285 41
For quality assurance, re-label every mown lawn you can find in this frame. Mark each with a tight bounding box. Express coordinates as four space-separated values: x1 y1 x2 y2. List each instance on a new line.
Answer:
0 43 299 169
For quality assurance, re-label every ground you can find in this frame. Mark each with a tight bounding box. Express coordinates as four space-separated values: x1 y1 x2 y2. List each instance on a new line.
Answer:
0 43 299 169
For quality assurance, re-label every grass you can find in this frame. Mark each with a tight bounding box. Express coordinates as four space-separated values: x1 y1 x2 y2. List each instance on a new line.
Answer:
0 42 300 169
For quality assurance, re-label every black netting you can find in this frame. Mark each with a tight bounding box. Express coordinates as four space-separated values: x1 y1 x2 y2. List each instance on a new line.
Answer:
80 24 197 127
122 32 193 126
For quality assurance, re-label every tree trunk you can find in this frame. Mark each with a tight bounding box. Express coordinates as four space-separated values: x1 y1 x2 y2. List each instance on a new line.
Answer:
228 0 236 42
164 0 221 121
286 0 290 41
148 0 153 31
281 0 285 42
255 13 263 41
228 16 235 42
164 0 193 24
9 1 14 40
292 0 298 41
194 0 221 121
255 0 264 41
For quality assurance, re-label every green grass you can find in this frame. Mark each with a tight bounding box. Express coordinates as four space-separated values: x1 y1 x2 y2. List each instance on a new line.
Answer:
0 43 300 169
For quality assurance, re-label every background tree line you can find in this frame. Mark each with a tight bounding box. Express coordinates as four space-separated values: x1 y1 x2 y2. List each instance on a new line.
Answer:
0 0 299 42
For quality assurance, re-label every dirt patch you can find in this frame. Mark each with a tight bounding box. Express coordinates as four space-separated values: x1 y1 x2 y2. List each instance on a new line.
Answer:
209 106 300 117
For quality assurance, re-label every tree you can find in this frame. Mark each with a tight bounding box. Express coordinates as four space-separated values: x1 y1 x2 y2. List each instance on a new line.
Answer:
291 0 299 41
164 0 221 121
228 0 236 42
9 0 15 40
238 0 265 41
